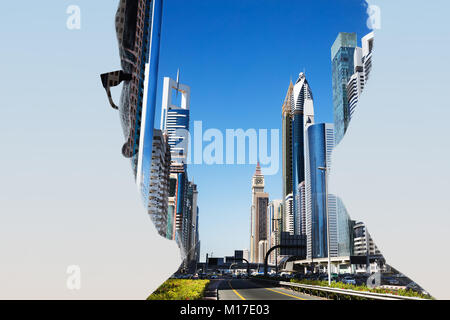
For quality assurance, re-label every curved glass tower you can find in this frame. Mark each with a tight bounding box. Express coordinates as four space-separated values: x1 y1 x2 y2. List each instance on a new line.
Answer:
100 0 164 207
306 124 328 258
305 123 338 259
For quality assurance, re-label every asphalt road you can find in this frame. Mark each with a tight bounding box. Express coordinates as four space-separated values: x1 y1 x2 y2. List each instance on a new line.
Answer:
217 279 324 300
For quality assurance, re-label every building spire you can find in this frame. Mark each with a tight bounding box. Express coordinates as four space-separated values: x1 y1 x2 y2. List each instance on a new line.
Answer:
282 80 294 116
176 68 180 97
255 162 262 175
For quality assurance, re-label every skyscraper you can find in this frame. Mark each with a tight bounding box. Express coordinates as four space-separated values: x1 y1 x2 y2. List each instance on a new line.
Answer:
167 181 176 239
291 72 314 236
100 0 164 206
304 123 338 259
362 32 374 82
258 240 269 264
282 81 294 208
160 74 195 264
160 76 191 165
148 129 171 238
184 180 199 270
331 32 357 144
267 200 282 265
346 32 374 121
250 163 269 263
169 164 187 249
353 221 383 273
347 46 365 120
190 182 199 261
284 193 294 235
281 81 294 241
298 181 306 236
337 197 353 257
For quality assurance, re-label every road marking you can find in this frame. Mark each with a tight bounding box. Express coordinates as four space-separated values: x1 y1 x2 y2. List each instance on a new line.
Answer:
264 287 306 300
228 281 246 300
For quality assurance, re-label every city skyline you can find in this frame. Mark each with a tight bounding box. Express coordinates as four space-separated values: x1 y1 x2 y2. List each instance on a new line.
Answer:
1 0 448 300
103 1 375 266
154 0 371 259
28 1 374 262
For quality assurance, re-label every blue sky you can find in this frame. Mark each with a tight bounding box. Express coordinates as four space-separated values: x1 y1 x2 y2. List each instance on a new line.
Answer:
0 0 370 261
156 0 371 259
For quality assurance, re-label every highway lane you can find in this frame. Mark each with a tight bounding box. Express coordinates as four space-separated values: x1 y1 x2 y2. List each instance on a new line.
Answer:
217 279 324 300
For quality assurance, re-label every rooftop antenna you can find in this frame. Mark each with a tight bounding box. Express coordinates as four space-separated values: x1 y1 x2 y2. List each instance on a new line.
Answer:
176 68 180 98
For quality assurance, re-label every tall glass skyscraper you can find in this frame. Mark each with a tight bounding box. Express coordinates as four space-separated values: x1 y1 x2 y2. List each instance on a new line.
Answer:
160 75 197 264
136 0 164 206
336 197 352 257
282 81 294 216
305 123 338 259
169 164 188 255
346 32 374 122
291 73 314 236
331 32 357 144
101 0 164 207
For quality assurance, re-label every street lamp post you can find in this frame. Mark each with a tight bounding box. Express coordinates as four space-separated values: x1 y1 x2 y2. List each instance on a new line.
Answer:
318 166 331 286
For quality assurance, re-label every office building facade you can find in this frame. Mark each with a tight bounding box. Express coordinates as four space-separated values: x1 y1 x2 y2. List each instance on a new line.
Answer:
258 240 269 264
346 32 375 121
183 181 200 269
159 74 201 270
353 221 383 273
282 81 294 212
101 0 164 207
284 193 294 235
331 32 357 144
267 200 283 265
291 72 314 236
169 164 187 249
337 197 353 257
305 123 338 259
160 76 191 165
148 129 171 238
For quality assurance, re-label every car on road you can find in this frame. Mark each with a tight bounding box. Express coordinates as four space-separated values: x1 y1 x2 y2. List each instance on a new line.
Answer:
383 277 400 285
342 276 357 285
292 273 306 280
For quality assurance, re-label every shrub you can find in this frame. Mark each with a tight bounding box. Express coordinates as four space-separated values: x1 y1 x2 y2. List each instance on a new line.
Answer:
290 278 432 300
147 279 210 300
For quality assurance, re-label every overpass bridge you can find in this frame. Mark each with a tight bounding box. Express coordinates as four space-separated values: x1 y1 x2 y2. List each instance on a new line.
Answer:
197 261 277 274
